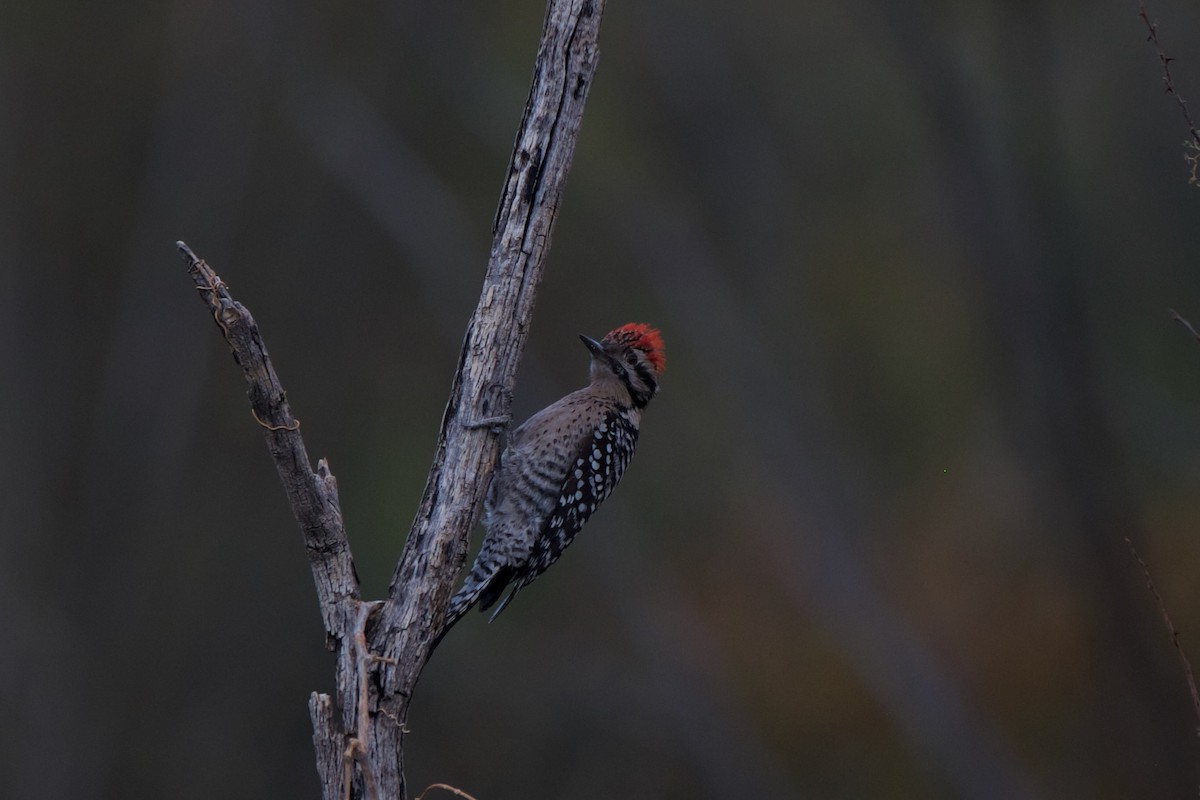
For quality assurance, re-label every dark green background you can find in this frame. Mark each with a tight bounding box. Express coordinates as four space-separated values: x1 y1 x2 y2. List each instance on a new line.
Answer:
5 1 1200 797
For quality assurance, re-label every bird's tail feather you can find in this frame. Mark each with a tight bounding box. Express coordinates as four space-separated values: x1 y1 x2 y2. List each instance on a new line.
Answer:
487 581 524 622
434 562 515 649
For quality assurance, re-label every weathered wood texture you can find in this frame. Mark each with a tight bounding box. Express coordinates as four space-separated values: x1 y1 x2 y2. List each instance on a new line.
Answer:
181 1 606 798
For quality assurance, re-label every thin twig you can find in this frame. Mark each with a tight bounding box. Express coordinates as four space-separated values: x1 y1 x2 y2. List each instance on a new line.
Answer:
1137 1 1200 181
1138 1 1200 146
414 785 480 800
1169 308 1200 347
1124 538 1200 733
250 406 301 431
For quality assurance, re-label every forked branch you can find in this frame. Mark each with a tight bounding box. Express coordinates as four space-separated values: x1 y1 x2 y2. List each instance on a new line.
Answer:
180 1 607 797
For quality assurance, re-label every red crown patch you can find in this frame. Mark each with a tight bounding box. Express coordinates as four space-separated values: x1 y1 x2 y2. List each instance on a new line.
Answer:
602 323 666 374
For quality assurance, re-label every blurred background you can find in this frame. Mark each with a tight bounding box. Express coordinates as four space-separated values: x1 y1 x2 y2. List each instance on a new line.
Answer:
4 0 1200 797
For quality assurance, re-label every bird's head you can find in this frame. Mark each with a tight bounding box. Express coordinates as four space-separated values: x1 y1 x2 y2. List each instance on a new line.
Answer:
580 323 665 408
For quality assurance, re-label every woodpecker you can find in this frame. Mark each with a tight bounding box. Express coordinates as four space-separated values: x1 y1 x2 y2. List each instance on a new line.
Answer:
443 323 665 633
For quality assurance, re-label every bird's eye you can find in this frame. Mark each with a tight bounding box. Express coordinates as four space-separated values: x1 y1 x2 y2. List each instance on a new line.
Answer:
625 353 638 366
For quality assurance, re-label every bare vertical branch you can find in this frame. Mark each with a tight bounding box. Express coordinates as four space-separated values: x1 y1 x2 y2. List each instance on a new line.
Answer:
376 0 605 648
364 5 608 796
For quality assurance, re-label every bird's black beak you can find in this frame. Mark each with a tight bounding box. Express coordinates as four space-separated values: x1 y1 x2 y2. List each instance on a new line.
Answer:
579 334 605 358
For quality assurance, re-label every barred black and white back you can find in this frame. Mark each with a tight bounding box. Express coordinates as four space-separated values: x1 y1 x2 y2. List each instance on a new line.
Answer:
441 323 665 636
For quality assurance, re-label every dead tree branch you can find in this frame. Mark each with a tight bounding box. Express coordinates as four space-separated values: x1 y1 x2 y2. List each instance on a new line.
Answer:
180 242 361 647
180 1 606 798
